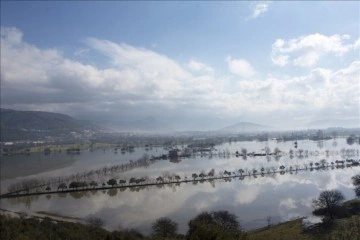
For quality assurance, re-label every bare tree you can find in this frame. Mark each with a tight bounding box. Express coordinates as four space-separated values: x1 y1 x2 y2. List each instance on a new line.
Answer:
187 211 242 239
347 135 355 145
213 210 241 234
57 183 67 191
273 147 281 155
267 216 271 228
241 148 247 156
107 179 117 186
352 175 360 197
89 181 98 188
151 217 178 239
208 168 215 177
312 190 345 220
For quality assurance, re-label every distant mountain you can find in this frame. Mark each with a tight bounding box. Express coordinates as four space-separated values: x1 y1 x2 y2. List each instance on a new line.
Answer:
219 121 270 132
307 119 360 129
0 108 101 141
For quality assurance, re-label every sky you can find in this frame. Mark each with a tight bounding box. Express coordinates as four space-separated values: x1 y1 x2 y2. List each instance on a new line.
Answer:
1 1 359 131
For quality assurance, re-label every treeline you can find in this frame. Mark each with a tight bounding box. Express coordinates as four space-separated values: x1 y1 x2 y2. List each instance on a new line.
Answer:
6 154 155 194
1 174 359 240
5 144 360 194
4 158 360 198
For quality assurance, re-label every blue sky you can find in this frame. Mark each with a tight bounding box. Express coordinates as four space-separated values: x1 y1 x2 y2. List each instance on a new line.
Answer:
1 1 359 130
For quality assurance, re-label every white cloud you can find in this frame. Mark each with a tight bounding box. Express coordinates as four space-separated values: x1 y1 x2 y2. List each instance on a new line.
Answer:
248 2 270 20
0 26 22 44
73 48 90 57
235 186 261 205
0 27 225 124
1 27 62 86
271 33 360 67
226 56 256 78
1 27 359 130
271 54 289 67
354 38 360 49
279 198 297 210
187 60 214 74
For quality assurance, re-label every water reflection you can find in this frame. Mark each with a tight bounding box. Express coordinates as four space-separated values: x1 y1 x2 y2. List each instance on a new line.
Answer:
57 192 68 198
7 195 39 209
1 138 359 234
1 167 358 234
107 188 117 197
2 138 359 190
0 153 77 179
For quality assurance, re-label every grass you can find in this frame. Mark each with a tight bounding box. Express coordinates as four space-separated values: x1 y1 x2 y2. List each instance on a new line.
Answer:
343 198 360 214
35 211 82 220
1 211 359 240
245 215 360 240
246 218 310 240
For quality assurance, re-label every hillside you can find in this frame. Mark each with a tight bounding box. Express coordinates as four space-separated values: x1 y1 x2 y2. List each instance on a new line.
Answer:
0 108 100 141
1 208 359 240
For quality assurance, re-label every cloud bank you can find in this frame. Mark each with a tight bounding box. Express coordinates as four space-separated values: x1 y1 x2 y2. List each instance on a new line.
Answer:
271 33 360 67
1 27 359 130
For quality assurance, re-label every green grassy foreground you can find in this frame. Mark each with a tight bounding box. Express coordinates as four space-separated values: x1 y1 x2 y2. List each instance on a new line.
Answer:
246 215 360 240
1 204 359 240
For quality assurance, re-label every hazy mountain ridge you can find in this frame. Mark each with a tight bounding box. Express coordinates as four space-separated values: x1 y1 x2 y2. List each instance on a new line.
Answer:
220 121 271 132
307 118 360 129
0 108 100 141
2 108 359 142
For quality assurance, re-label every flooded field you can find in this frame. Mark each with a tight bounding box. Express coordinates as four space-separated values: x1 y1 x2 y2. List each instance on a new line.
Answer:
1 137 359 234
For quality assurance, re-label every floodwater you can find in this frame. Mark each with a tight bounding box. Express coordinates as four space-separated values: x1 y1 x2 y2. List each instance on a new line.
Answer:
0 138 359 234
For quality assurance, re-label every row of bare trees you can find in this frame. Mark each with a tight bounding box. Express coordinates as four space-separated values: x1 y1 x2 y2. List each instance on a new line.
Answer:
43 160 360 194
5 155 360 196
6 154 154 194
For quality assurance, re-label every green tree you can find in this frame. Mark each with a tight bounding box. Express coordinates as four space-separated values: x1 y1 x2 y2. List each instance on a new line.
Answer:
151 217 178 239
312 190 345 220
